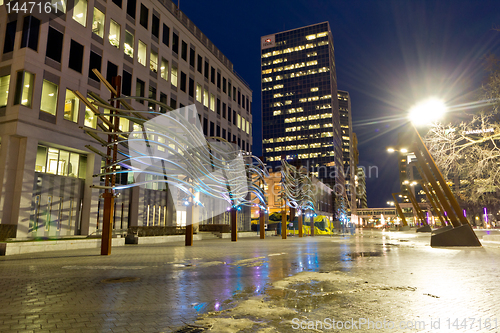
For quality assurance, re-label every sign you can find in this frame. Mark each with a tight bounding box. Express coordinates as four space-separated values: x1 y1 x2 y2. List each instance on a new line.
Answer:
463 128 494 135
261 34 275 49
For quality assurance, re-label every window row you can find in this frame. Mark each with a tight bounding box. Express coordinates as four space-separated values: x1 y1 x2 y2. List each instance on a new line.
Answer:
35 145 87 179
1 14 251 113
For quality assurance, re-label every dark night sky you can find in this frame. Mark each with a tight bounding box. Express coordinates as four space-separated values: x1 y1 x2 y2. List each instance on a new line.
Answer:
180 0 500 207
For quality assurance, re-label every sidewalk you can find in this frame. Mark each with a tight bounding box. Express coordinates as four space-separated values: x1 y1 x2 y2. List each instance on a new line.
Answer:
0 230 499 332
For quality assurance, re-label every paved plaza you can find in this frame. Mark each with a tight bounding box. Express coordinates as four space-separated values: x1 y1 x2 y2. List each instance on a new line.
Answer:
1 230 500 332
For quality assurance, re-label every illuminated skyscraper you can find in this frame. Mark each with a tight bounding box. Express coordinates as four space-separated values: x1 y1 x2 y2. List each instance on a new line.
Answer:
261 22 343 198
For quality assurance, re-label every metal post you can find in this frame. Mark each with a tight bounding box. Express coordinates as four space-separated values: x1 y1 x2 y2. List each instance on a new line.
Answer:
298 212 303 237
231 207 237 242
417 176 447 226
412 143 461 227
259 208 265 239
310 213 314 236
392 193 408 226
413 126 470 226
185 202 193 246
281 200 287 239
101 76 121 256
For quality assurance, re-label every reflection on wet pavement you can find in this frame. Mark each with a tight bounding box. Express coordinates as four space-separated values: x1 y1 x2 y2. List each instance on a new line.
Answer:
0 230 499 332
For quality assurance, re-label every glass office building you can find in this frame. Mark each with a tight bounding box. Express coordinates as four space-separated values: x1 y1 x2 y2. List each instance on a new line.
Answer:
261 22 344 194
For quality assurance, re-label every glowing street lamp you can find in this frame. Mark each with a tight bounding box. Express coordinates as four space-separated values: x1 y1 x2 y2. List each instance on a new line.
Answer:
407 97 481 246
409 97 447 126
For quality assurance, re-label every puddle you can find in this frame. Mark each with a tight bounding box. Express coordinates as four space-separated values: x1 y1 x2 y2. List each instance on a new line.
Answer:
266 280 342 312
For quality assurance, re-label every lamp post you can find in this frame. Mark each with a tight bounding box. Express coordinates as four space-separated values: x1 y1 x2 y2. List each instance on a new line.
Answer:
407 98 481 246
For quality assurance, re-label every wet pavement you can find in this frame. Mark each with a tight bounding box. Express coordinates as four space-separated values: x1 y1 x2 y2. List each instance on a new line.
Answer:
0 229 499 332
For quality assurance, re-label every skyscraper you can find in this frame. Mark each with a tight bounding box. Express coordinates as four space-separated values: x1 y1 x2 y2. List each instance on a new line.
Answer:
338 90 355 211
261 22 344 209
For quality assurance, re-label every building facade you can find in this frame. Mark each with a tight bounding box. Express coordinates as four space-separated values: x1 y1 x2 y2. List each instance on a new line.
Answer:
0 0 252 239
260 22 343 212
338 90 355 212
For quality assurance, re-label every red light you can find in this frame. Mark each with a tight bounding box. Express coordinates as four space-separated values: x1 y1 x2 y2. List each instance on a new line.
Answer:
265 38 271 43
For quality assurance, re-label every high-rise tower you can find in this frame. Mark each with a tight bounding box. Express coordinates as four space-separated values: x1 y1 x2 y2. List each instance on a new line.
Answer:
261 22 343 203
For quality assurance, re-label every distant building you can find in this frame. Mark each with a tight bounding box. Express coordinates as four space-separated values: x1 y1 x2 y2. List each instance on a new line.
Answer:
356 167 367 208
260 22 344 214
338 90 355 212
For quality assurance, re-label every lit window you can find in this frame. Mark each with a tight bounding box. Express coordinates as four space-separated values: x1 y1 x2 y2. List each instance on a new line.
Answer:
137 40 146 66
171 65 178 87
262 69 272 74
299 98 307 103
72 0 87 26
321 113 332 119
150 50 158 72
160 58 168 80
64 89 79 122
273 93 283 98
124 30 134 57
36 145 86 178
40 80 58 115
284 117 296 123
203 89 208 107
275 75 283 80
307 60 318 66
273 110 281 116
317 32 328 37
210 93 215 111
84 101 97 129
237 114 241 128
311 87 318 92
109 20 120 48
285 100 292 105
196 84 202 102
272 50 282 56
305 34 316 40
92 8 105 38
0 74 10 107
321 94 332 99
262 77 272 83
14 71 34 107
273 84 283 89
262 52 272 58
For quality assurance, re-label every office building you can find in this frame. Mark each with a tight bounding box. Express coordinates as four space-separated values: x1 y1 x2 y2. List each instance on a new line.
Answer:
338 90 355 212
0 0 252 240
260 22 343 211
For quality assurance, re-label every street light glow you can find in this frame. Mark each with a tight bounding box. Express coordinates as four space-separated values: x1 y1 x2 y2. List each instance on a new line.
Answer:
387 147 395 152
409 98 447 125
400 148 408 153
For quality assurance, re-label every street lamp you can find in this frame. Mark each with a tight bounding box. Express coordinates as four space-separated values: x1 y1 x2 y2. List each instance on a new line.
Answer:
409 98 447 126
408 98 481 246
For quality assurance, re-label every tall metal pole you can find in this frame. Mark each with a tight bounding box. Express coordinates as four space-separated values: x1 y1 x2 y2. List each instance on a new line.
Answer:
412 143 461 227
101 76 121 255
413 125 470 226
